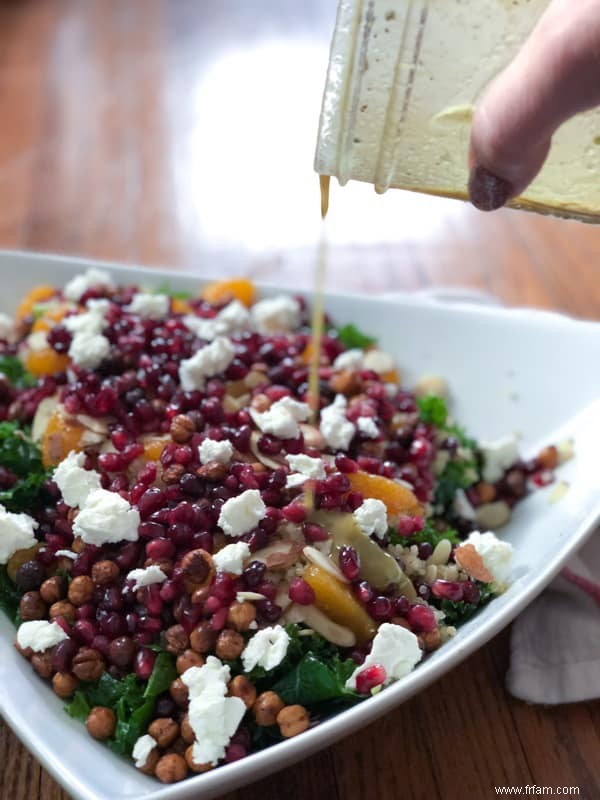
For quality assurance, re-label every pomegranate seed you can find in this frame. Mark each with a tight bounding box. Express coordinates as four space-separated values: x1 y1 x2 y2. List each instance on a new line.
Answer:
224 743 247 763
417 542 433 560
204 596 222 615
531 469 554 487
134 648 156 680
111 428 131 451
410 438 434 464
138 521 167 540
288 578 315 605
137 463 157 486
51 639 78 672
72 620 97 645
98 452 125 473
210 607 229 631
242 561 266 588
397 515 420 537
355 580 373 604
146 537 175 560
346 490 363 511
256 599 282 623
407 603 437 633
137 487 166 519
355 664 387 694
281 503 307 523
303 522 329 543
394 595 410 616
339 546 361 581
461 581 480 604
366 595 393 621
431 580 464 602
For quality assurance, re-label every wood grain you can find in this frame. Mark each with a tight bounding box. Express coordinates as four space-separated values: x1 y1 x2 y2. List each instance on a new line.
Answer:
0 1 598 799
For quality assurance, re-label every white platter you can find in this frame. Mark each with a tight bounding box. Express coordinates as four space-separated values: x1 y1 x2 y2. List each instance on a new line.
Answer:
1 250 599 800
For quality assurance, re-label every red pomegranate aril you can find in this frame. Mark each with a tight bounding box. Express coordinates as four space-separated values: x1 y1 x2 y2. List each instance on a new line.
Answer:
203 595 223 615
460 581 480 604
256 599 282 623
115 542 141 571
366 595 393 621
254 581 276 601
53 616 72 636
98 452 126 473
339 546 361 581
137 462 157 486
99 612 127 638
355 580 374 604
137 487 166 519
323 473 351 493
531 469 554 487
346 491 364 512
111 428 131 452
170 522 192 548
137 615 162 636
257 435 282 456
75 603 96 621
224 743 247 763
170 501 196 525
397 515 417 538
180 604 203 634
430 580 464 602
417 542 433 560
281 503 307 523
138 521 167 540
303 522 329 543
51 638 78 672
134 648 156 680
91 635 111 657
394 595 410 616
211 573 236 603
143 585 164 615
159 580 181 603
406 603 437 633
288 577 315 605
209 606 229 631
238 468 259 490
146 537 175 560
410 438 434 464
335 454 358 473
355 664 387 694
242 561 266 589
173 445 193 465
72 620 97 645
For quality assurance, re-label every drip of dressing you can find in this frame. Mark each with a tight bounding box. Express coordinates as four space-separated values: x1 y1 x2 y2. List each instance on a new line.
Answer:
307 175 330 422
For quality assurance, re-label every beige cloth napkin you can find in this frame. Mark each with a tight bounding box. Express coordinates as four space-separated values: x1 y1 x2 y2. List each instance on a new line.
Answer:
506 534 600 704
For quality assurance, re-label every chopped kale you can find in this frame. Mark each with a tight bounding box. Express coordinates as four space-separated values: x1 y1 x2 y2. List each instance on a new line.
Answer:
151 282 193 301
0 422 50 513
0 356 36 389
336 323 377 349
0 565 23 624
416 394 448 427
431 582 494 625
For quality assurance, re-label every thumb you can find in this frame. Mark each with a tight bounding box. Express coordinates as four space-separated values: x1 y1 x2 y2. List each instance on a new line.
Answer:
468 0 600 211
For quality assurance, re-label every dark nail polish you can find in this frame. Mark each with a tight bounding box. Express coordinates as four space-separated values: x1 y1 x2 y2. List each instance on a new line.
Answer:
468 165 512 211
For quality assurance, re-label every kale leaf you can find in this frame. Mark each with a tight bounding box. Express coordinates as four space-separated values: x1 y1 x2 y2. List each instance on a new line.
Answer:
416 395 448 427
0 356 36 389
151 282 193 300
336 323 377 349
431 582 494 625
271 653 359 706
0 565 23 624
0 421 50 513
390 519 460 549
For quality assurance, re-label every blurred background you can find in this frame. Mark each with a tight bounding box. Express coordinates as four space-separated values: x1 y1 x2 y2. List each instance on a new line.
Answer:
0 0 598 312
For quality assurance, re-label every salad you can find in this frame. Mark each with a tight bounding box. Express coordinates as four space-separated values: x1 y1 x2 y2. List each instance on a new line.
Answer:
0 269 570 784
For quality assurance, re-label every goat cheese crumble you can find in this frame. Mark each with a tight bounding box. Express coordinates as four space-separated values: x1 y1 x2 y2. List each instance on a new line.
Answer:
132 734 157 769
357 416 379 439
53 451 102 507
320 394 356 451
178 337 235 391
63 268 112 302
250 295 301 333
250 396 310 440
125 565 168 591
218 489 266 537
285 453 326 488
346 623 422 690
0 506 38 564
213 541 251 575
17 620 68 652
241 625 290 672
199 437 234 465
73 489 140 545
353 498 388 540
480 435 519 483
463 530 513 584
125 293 169 320
184 300 251 341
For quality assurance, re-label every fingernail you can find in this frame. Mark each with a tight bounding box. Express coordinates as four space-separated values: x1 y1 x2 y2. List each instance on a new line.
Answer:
468 165 512 211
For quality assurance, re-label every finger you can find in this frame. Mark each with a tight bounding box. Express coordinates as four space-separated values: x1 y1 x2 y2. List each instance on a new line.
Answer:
469 0 600 210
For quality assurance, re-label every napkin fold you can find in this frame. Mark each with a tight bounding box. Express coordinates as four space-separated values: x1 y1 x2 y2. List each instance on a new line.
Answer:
506 533 600 704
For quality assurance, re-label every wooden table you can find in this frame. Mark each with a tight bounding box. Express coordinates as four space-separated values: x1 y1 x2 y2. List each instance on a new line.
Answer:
0 2 598 799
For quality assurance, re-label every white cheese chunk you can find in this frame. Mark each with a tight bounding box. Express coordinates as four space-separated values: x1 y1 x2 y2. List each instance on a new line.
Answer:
183 300 250 341
250 396 310 440
0 506 38 564
357 416 379 438
345 623 422 690
132 734 157 769
362 349 395 374
213 541 251 575
464 530 513 584
68 330 111 369
53 450 102 507
480 435 519 483
250 295 301 333
178 337 235 391
241 625 290 671
217 489 266 537
320 394 356 451
17 620 68 652
285 453 326 488
73 488 140 545
0 312 16 342
333 348 365 370
199 438 234 465
63 268 112 302
63 299 110 335
126 564 168 591
353 498 388 540
124 292 169 320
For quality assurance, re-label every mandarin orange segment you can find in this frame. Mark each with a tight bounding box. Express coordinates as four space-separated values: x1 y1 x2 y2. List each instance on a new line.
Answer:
25 347 70 378
6 544 40 582
31 302 72 333
15 285 57 321
347 471 423 518
41 408 87 467
303 563 377 644
380 369 399 383
200 278 256 308
142 434 171 462
171 298 192 315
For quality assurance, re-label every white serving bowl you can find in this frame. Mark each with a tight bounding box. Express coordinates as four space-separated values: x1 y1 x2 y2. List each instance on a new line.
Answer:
1 251 599 800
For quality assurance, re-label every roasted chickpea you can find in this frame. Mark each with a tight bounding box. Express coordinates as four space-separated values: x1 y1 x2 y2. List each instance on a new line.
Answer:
72 647 105 682
52 672 80 698
31 652 53 679
68 575 94 606
215 629 244 661
91 559 119 586
180 549 214 593
421 627 441 652
253 691 284 726
169 414 195 443
138 747 160 776
164 624 189 656
226 601 256 632
189 621 217 654
155 753 188 783
40 575 68 605
184 746 212 774
86 706 116 740
277 704 310 738
228 675 257 709
19 591 47 621
169 678 189 708
537 444 559 470
148 718 179 749
180 714 195 745
176 649 204 675
108 636 136 667
49 600 76 623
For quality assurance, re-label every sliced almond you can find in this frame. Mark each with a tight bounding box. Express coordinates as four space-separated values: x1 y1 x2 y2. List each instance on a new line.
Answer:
283 603 356 647
454 543 493 583
302 546 349 583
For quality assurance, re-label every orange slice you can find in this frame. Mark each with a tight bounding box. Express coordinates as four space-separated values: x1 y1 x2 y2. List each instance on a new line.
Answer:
347 471 422 518
41 407 87 467
201 278 256 308
15 285 57 321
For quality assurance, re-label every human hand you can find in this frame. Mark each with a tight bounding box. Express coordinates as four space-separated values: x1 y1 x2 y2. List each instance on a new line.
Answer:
468 0 600 211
